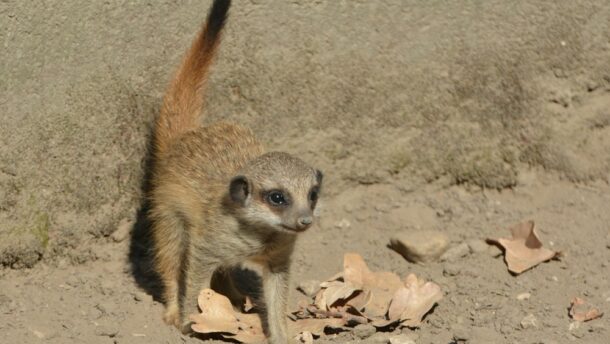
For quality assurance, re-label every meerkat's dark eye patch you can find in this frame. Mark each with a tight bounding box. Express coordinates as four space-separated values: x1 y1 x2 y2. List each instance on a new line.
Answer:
309 187 319 203
266 190 289 207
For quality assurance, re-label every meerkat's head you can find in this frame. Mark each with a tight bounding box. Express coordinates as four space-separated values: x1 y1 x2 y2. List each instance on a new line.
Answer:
228 152 322 234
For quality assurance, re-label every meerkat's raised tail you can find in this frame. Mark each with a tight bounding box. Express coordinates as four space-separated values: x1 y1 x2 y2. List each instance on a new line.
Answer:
154 0 231 157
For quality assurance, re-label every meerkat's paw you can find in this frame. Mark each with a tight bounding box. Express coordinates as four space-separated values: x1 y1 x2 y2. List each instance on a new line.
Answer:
162 303 181 328
180 319 194 335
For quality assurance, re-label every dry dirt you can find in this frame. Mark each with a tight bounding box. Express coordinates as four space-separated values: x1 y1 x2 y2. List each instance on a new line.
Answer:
1 1 610 343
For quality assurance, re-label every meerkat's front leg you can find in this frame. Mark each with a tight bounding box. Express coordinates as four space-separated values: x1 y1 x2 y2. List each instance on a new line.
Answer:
262 259 291 344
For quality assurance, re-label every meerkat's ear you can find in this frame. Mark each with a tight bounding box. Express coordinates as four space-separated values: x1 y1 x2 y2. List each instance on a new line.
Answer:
229 175 250 204
315 169 323 185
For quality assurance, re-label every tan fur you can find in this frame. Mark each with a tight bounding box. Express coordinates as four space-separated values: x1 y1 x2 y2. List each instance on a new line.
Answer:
149 1 322 343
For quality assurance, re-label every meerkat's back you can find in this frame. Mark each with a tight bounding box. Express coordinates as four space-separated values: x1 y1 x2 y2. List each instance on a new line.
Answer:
157 123 263 186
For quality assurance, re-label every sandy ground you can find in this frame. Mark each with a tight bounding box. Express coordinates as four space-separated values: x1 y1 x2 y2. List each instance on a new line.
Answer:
1 0 610 343
2 174 610 343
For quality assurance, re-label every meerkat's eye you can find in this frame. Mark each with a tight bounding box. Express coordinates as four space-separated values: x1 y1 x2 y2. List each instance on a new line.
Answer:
267 191 287 206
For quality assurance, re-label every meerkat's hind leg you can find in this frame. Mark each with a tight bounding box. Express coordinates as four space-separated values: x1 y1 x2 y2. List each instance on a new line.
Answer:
180 250 217 334
151 212 187 328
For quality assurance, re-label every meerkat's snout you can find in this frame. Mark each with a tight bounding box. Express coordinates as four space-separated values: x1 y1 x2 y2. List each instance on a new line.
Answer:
297 214 313 228
282 207 314 232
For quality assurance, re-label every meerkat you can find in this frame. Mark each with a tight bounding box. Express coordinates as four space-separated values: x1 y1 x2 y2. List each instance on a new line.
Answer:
148 0 322 342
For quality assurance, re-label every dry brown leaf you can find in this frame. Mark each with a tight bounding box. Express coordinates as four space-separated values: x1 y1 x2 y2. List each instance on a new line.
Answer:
189 289 240 334
190 289 266 344
315 280 360 310
343 253 403 318
487 221 558 274
387 273 443 327
569 297 604 322
347 289 372 311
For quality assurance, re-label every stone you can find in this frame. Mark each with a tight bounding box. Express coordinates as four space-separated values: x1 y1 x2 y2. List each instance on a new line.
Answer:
296 331 314 344
443 264 461 276
516 292 531 301
353 323 376 339
95 325 119 337
297 280 321 297
569 321 585 338
520 314 538 329
440 243 470 262
111 218 133 242
133 291 151 302
389 230 449 263
334 218 351 229
389 334 417 344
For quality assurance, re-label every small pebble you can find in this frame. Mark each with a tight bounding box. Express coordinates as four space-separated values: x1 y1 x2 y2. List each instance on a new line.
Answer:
569 321 586 338
353 323 376 339
111 218 134 242
334 218 351 229
95 325 119 337
443 264 461 277
516 292 531 301
31 330 45 339
440 243 470 262
133 291 151 302
297 280 321 297
520 314 538 329
296 331 314 344
66 275 81 287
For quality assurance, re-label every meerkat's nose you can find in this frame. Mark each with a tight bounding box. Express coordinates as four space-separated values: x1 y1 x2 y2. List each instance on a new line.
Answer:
297 216 313 229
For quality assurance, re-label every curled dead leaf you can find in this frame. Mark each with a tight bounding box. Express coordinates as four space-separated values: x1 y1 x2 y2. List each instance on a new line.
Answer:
190 289 265 344
387 274 443 327
569 297 604 322
487 221 559 274
343 253 403 318
189 289 240 334
315 280 360 310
